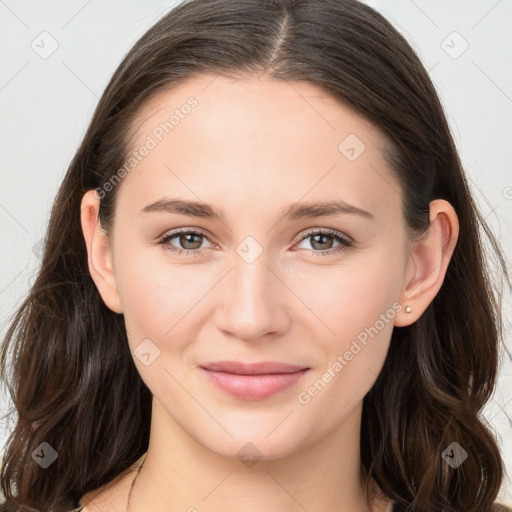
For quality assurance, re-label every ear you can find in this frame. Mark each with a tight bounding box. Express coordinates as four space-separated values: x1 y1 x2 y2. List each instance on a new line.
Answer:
394 199 459 327
80 190 123 314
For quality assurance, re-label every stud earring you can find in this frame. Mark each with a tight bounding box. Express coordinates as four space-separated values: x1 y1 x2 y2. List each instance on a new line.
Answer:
405 305 412 313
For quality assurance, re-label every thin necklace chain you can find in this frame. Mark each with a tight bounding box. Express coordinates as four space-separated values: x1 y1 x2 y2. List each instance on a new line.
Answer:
125 456 145 512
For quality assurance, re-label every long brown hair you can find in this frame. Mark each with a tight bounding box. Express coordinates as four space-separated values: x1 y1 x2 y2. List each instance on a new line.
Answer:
1 0 510 510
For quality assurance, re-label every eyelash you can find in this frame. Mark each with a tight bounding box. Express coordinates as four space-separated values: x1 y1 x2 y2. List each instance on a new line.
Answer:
157 227 353 258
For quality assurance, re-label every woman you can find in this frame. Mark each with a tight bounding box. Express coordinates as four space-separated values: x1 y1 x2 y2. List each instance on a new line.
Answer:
1 0 510 510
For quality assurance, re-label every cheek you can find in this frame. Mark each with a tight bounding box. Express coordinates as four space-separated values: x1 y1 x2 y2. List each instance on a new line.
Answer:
292 249 404 346
292 246 404 402
113 242 218 352
115 257 171 341
294 263 400 419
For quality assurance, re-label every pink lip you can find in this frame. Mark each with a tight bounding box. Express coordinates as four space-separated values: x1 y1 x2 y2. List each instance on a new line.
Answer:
199 361 310 400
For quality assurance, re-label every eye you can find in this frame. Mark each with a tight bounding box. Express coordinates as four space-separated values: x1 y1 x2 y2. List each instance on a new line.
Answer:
294 228 353 257
157 228 214 257
157 227 353 258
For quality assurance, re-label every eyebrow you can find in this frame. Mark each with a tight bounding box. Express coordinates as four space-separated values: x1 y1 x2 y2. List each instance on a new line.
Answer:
140 198 374 221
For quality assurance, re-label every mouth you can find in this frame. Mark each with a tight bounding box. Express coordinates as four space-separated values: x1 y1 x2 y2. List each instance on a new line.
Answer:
199 361 310 401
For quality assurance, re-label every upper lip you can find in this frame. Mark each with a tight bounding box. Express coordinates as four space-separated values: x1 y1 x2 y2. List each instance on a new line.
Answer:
200 361 309 375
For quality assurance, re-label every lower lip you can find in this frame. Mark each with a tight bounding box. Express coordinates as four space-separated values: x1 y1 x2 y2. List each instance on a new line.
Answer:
200 368 310 400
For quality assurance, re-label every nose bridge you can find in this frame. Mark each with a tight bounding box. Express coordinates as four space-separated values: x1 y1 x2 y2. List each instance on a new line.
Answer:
216 247 289 341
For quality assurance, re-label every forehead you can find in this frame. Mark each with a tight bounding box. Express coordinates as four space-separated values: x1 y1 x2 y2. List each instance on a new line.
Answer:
119 73 401 225
128 72 386 150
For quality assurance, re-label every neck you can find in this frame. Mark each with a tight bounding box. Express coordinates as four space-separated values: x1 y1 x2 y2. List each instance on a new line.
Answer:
130 397 390 512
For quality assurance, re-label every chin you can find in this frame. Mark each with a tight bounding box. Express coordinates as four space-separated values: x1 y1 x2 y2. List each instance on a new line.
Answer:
193 419 309 463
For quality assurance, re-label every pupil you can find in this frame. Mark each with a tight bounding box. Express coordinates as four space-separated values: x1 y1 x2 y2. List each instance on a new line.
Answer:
312 234 333 250
181 233 201 249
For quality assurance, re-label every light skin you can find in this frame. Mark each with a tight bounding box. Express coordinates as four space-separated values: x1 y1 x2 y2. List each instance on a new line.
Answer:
79 73 459 512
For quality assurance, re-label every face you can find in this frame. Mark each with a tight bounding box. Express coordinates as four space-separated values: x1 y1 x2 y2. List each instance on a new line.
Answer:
91 74 415 460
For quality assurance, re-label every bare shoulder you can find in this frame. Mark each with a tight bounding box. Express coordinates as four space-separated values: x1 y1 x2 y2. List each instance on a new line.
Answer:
78 468 136 512
77 453 147 512
492 503 512 512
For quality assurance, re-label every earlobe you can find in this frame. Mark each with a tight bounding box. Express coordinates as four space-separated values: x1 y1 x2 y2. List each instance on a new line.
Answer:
80 190 123 314
394 199 459 327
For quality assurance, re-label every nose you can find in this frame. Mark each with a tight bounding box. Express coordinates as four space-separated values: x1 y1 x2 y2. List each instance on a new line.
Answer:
214 252 292 343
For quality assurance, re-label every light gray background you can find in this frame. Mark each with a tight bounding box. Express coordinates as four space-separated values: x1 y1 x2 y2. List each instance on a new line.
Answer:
1 0 511 504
